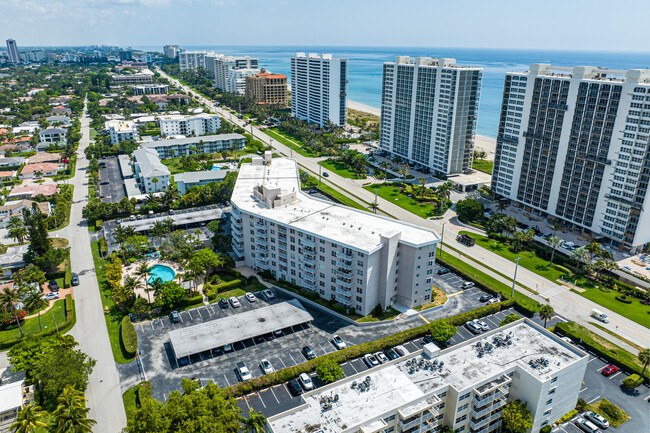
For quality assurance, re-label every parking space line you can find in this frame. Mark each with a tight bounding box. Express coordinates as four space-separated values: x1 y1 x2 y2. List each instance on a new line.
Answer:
587 358 599 363
289 354 298 365
159 318 164 328
318 342 327 354
188 310 193 320
223 374 230 386
349 362 358 373
150 322 154 330
257 392 267 408
179 312 184 323
447 291 463 297
609 371 622 379
580 387 588 393
242 396 251 411
595 366 605 372
269 387 280 404
587 396 600 404
278 357 287 368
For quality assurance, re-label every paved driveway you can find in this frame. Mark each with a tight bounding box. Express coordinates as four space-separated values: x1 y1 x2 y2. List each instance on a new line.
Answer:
99 156 126 203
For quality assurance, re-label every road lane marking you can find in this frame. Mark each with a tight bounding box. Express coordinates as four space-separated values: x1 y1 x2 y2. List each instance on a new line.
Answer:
447 291 463 297
418 314 429 324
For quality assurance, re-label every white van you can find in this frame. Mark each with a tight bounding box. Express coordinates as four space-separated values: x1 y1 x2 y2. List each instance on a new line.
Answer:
591 309 609 323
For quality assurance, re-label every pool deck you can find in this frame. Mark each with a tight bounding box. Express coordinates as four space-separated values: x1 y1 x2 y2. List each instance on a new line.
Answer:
122 259 187 300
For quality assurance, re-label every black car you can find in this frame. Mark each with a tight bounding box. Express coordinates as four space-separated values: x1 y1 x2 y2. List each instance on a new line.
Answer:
437 267 450 275
422 335 436 345
49 280 59 291
71 275 79 286
211 347 223 356
169 310 181 323
302 346 316 360
287 379 303 396
384 348 399 360
219 298 229 309
479 294 493 302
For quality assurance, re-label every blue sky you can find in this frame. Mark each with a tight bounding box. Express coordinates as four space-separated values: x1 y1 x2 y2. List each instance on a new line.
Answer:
2 0 649 51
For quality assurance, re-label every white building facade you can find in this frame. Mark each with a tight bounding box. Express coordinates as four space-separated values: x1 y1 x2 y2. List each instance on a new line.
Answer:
158 113 221 137
106 120 139 145
290 52 348 128
379 57 482 176
133 148 171 193
225 68 261 94
213 56 260 90
268 320 589 433
132 84 168 95
163 44 180 59
231 157 440 315
142 133 245 158
492 65 650 252
179 51 206 72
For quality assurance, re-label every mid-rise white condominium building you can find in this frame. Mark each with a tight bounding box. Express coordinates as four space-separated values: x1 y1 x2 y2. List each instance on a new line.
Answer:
105 120 139 145
225 68 261 95
290 52 348 128
204 52 224 78
163 44 180 59
158 113 221 137
141 133 245 158
131 84 168 95
379 57 482 176
230 156 440 315
179 51 207 72
213 56 260 90
492 64 650 252
268 319 588 433
133 148 170 193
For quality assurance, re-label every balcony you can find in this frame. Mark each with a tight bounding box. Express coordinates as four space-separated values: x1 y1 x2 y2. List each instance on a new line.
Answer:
397 416 422 431
299 265 316 275
255 221 267 229
278 251 288 259
334 295 352 306
336 251 353 261
300 272 317 283
335 288 352 298
469 413 503 432
257 231 269 240
256 243 268 252
299 239 317 248
337 278 354 289
301 280 317 290
255 261 269 270
471 397 506 418
336 261 354 271
231 218 243 230
231 224 242 237
230 207 242 220
232 243 244 257
299 256 317 265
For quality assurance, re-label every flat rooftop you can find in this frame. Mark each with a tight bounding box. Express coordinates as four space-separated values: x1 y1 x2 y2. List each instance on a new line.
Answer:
268 320 586 433
119 208 222 232
231 158 439 252
169 299 313 359
448 170 492 187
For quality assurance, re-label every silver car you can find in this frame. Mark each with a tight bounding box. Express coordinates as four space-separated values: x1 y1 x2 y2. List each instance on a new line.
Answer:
584 411 609 429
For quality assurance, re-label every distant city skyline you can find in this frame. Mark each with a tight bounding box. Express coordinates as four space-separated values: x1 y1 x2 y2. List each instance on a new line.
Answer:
1 0 649 52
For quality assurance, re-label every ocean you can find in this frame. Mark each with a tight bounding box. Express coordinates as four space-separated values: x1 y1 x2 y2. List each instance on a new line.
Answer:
136 45 650 138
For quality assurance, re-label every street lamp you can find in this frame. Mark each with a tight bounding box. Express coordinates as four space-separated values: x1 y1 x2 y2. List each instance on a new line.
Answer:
439 223 445 257
511 257 520 298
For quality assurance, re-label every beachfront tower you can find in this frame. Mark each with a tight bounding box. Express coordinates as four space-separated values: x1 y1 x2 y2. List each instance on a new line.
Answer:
379 56 482 177
492 64 650 253
290 53 348 128
6 39 19 64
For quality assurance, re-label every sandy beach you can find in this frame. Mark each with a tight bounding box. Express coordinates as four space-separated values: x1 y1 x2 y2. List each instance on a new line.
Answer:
347 100 496 159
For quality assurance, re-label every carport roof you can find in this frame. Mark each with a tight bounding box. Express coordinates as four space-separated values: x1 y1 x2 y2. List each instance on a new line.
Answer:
120 208 222 232
169 299 314 359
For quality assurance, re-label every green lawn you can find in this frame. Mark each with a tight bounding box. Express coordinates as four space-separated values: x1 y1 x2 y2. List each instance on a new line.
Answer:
0 299 67 341
356 307 401 323
459 231 569 283
122 384 139 416
364 184 443 219
472 159 494 174
89 128 98 140
318 159 366 179
574 286 649 329
263 129 318 158
302 174 369 212
91 241 133 364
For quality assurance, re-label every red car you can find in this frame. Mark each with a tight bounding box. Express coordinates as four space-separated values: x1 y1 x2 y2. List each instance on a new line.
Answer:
601 364 619 376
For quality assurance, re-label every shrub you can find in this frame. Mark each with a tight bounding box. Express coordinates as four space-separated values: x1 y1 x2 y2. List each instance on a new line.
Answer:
540 426 552 433
315 359 344 383
622 374 643 389
615 295 632 304
500 313 521 327
575 398 588 412
553 264 571 274
428 319 457 346
598 399 623 421
513 299 539 317
64 271 72 288
120 315 138 358
214 279 242 293
556 409 578 424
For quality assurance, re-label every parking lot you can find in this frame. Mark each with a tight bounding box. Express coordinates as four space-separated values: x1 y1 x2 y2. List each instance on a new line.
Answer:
99 156 126 203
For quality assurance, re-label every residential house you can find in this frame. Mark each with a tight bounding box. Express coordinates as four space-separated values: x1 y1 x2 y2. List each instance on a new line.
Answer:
28 153 61 164
38 127 68 144
0 200 50 228
7 183 58 200
133 148 171 193
19 162 62 179
0 170 16 181
0 157 24 167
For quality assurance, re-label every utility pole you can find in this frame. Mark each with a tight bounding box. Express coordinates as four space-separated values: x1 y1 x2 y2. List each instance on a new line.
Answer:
439 223 445 257
373 189 378 213
319 165 322 186
511 257 520 298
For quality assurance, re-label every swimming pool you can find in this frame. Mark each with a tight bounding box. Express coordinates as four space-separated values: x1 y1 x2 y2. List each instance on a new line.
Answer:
148 265 176 284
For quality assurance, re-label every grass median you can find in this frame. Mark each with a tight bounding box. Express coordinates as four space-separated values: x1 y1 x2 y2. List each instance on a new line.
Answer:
318 159 366 179
264 129 318 158
363 183 442 219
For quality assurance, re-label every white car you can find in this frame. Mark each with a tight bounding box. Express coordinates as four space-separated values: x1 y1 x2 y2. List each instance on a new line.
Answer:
374 352 389 363
474 319 489 332
245 292 257 303
331 335 346 350
42 292 60 301
263 289 275 300
229 297 241 308
260 359 274 375
298 373 313 390
363 354 380 368
236 362 251 382
486 298 498 304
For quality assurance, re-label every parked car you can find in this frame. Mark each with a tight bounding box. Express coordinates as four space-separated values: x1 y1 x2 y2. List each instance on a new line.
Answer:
287 379 303 396
331 335 346 350
168 210 175 215
302 346 316 360
384 348 399 360
136 215 143 220
99 180 109 185
71 275 79 286
42 292 60 301
229 297 241 308
584 411 609 429
115 218 122 224
437 267 450 275
129 215 136 221
260 359 274 374
394 345 409 357
211 347 223 356
601 364 619 376
236 362 252 382
169 310 181 323
49 280 59 291
263 289 275 300
374 352 389 363
245 292 257 303
298 373 314 390
561 336 573 344
223 344 233 353
423 335 436 345
574 417 600 433
474 319 489 332
462 281 475 290
479 294 492 302
465 321 482 334
363 354 380 368
487 298 499 304
219 298 229 309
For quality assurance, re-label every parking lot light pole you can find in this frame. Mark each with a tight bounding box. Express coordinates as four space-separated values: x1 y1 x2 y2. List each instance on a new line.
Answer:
439 223 445 257
511 257 520 298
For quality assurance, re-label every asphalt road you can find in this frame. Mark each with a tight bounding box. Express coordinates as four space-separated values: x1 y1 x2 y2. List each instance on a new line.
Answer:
99 156 126 203
53 102 127 432
157 68 649 353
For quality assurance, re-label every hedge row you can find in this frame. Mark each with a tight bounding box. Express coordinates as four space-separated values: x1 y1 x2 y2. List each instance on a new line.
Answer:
225 301 512 397
554 322 648 381
120 316 138 358
206 279 242 300
136 381 152 406
0 294 76 350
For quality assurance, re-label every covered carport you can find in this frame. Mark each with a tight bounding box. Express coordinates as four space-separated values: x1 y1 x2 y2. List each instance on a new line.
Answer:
168 299 314 360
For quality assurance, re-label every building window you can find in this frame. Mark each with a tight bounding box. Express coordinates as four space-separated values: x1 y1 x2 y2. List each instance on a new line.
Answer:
546 399 552 405
457 404 468 412
455 415 467 423
551 377 558 383
548 387 556 395
459 392 470 401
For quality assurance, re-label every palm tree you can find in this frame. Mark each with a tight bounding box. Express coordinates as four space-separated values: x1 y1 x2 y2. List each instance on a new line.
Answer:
0 286 24 337
6 215 23 230
135 262 151 302
123 276 142 296
23 291 48 332
8 226 28 244
162 185 179 209
368 202 379 214
144 192 158 208
398 166 408 186
418 178 427 198
638 348 650 376
52 334 78 351
539 304 554 328
379 161 389 183
242 408 267 433
547 236 562 265
152 177 160 191
496 201 507 212
51 386 96 433
10 403 48 433
570 247 590 272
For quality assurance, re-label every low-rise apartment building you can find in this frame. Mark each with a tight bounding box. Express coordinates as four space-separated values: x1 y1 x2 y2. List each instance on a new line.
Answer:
231 156 440 315
159 113 221 137
245 70 288 106
106 120 139 145
141 133 245 158
268 320 588 433
175 169 234 194
111 70 154 85
132 148 170 193
38 127 68 144
131 84 169 95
